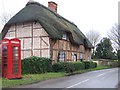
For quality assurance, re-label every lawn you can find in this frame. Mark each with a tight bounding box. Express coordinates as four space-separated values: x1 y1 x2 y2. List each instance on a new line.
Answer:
2 65 113 88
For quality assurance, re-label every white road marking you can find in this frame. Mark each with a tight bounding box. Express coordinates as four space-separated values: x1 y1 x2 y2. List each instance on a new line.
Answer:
97 69 116 77
97 73 106 77
108 70 115 73
66 79 90 88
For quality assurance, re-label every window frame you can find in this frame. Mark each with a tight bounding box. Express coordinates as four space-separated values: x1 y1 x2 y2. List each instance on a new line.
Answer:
62 33 68 40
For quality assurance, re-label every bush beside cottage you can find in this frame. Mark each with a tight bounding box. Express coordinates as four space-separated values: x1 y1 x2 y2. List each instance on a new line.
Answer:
22 56 97 74
22 56 52 74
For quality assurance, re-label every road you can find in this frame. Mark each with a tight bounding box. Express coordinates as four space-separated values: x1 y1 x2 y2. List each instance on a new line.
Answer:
17 68 119 89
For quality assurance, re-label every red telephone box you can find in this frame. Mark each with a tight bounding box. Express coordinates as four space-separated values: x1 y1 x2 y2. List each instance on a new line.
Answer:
2 38 22 79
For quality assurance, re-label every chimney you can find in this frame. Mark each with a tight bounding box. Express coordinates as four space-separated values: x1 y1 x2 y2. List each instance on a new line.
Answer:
48 1 57 12
29 0 34 2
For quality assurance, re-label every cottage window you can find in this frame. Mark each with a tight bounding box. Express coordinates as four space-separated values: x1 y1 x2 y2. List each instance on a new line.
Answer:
62 33 67 40
58 51 65 62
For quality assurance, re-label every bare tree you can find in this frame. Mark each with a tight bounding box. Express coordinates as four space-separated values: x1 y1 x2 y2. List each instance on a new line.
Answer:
86 30 101 56
0 12 12 25
86 30 101 48
108 23 120 50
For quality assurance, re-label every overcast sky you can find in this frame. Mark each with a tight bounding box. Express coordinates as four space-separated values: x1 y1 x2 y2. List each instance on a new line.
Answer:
0 0 119 38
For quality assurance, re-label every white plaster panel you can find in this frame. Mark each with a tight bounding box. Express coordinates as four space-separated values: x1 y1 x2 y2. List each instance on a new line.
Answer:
20 39 24 49
33 37 40 49
9 25 15 32
41 49 50 58
63 41 66 50
77 53 79 60
24 50 31 58
5 32 10 38
16 26 32 37
21 51 24 59
24 38 32 49
41 37 49 48
52 51 56 60
41 28 48 36
9 31 15 37
33 22 42 29
33 50 40 57
66 42 70 50
16 24 23 28
33 29 41 36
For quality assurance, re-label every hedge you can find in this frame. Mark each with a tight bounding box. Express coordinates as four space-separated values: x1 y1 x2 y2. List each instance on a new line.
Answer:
22 56 52 74
52 62 85 73
22 56 97 74
83 61 97 69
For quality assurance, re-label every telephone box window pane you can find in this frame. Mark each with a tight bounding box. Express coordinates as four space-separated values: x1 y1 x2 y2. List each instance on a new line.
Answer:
13 47 18 50
3 46 7 52
12 46 19 74
4 64 7 67
12 46 19 56
14 54 18 57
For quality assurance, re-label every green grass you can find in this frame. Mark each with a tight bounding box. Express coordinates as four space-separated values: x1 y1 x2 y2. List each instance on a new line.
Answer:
2 65 113 88
65 65 113 76
2 72 65 88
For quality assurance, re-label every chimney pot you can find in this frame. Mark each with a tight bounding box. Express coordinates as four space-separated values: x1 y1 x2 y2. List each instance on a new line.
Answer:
48 1 57 12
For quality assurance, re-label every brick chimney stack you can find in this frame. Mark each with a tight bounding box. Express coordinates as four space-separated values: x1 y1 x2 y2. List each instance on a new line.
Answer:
48 1 57 12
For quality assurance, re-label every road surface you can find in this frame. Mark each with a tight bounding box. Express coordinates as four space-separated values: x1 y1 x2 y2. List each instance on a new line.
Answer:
17 68 119 89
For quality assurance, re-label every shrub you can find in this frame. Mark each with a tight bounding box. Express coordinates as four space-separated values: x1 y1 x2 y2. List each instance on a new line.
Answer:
73 62 85 70
52 62 85 73
83 61 97 69
52 62 65 72
64 62 75 73
89 61 95 68
83 61 90 69
22 56 52 74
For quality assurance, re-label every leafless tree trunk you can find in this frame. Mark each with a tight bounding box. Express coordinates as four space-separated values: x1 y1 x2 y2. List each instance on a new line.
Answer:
86 30 101 55
108 23 120 50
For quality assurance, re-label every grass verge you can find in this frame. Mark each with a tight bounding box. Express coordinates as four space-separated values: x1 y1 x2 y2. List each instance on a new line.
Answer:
2 72 65 88
66 65 113 76
2 65 114 88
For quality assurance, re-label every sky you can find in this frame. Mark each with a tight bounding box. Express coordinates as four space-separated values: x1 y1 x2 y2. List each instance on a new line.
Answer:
0 0 119 38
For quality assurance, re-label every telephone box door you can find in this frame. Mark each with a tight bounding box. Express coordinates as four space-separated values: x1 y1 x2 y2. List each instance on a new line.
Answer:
10 38 21 79
2 39 9 78
11 44 21 78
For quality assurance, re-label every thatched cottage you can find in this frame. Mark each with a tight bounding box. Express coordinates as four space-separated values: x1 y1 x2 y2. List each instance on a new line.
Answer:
1 1 93 63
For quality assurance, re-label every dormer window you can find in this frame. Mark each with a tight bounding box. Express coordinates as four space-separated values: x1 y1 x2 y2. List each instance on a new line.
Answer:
62 33 67 40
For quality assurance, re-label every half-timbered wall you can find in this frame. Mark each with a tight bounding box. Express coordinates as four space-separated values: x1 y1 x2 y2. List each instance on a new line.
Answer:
51 39 91 63
5 22 50 59
84 48 91 60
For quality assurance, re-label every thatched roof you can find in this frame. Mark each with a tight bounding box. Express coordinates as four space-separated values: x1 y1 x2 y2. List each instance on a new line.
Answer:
1 1 93 48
